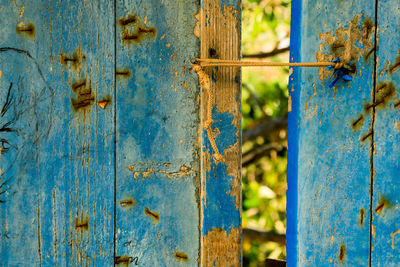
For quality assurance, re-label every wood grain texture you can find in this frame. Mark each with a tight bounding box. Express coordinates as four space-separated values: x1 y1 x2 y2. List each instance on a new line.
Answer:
0 1 242 266
114 0 201 266
0 0 115 266
199 0 242 266
371 1 400 265
288 0 377 265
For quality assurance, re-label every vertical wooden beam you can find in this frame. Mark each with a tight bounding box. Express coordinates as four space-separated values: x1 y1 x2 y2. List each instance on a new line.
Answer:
288 0 377 265
0 0 115 266
371 1 400 264
199 0 242 266
114 1 201 265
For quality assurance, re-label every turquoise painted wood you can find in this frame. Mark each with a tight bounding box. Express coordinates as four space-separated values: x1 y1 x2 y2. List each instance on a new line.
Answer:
0 1 116 266
288 0 400 266
288 0 376 265
114 0 201 266
0 0 243 266
372 1 400 265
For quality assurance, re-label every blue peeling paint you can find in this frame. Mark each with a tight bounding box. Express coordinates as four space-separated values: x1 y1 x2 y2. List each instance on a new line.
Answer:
202 106 240 236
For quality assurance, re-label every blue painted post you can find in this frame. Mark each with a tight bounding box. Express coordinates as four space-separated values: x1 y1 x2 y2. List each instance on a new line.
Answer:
0 1 115 266
372 1 400 265
289 0 400 266
288 0 377 265
199 1 242 266
114 1 201 265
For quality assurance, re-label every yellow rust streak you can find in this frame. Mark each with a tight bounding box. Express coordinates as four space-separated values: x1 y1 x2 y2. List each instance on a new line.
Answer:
19 4 24 18
36 196 42 266
391 229 400 249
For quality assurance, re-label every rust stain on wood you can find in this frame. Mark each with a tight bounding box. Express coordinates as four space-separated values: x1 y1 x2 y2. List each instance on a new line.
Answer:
71 79 95 112
375 196 392 214
364 82 395 111
114 256 138 266
119 14 157 44
338 244 346 263
59 48 86 70
359 208 365 226
351 115 364 130
119 197 136 208
16 22 35 38
75 214 89 231
389 54 400 74
173 251 189 262
116 68 131 78
361 130 373 142
144 207 160 223
118 15 139 26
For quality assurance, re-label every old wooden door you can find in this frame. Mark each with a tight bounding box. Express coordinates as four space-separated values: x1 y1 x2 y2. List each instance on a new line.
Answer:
288 0 400 266
0 0 241 266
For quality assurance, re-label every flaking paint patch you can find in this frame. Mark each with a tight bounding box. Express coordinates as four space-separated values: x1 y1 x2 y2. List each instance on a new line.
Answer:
316 15 374 82
202 227 240 267
127 164 192 179
391 229 400 249
199 1 241 266
194 11 201 38
223 141 241 209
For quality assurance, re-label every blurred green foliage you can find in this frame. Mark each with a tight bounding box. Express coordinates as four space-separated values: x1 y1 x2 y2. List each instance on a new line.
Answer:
242 0 291 266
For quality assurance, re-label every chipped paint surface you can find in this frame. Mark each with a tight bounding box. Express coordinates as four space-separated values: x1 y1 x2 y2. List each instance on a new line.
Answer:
199 0 241 266
0 1 115 266
290 0 400 266
371 0 400 264
0 0 213 266
316 14 374 82
128 163 193 179
202 227 241 267
288 0 377 265
115 0 201 266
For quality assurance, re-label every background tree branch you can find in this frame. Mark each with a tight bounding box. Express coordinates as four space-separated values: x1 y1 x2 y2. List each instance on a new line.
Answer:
242 46 290 59
243 143 284 167
243 116 288 144
243 227 286 246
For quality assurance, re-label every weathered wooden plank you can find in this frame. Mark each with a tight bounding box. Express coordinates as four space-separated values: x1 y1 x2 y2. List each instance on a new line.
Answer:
199 0 242 266
371 1 400 265
114 1 201 265
288 0 377 265
0 1 115 265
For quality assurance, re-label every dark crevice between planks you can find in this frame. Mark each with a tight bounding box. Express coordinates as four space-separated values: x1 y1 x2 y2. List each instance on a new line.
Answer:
113 0 118 266
368 1 379 266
